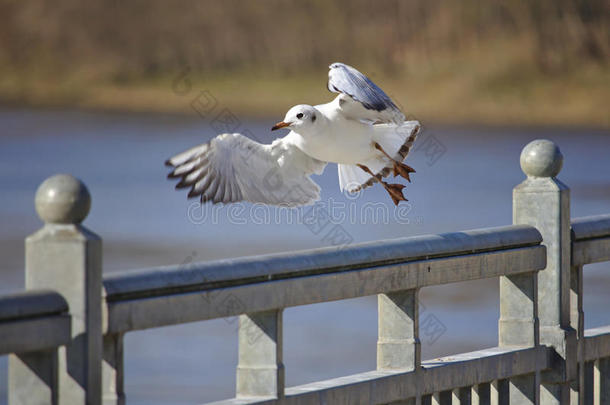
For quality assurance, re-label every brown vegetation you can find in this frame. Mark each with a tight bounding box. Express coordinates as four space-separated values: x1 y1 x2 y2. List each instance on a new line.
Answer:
0 0 608 126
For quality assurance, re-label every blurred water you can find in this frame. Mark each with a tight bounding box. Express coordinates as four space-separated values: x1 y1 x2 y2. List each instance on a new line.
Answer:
0 108 608 404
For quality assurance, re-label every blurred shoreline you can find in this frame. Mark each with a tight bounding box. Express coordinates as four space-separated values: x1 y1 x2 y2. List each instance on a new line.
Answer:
1 65 608 128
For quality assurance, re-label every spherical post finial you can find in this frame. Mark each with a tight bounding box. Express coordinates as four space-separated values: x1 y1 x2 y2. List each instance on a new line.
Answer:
35 174 91 224
520 139 563 178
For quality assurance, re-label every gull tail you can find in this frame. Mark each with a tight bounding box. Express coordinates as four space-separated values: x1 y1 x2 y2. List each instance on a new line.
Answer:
338 120 420 193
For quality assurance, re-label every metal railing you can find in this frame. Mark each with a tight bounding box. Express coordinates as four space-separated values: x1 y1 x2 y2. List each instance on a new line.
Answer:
1 139 608 405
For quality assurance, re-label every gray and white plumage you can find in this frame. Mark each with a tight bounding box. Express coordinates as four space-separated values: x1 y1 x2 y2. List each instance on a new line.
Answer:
327 62 405 125
166 62 419 206
166 133 326 206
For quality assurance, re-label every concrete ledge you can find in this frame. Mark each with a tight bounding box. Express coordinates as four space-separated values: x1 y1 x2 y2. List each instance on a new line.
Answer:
0 290 68 322
104 225 542 302
106 245 546 333
0 290 71 354
0 314 71 354
571 214 610 241
584 326 610 362
572 236 610 265
206 346 551 405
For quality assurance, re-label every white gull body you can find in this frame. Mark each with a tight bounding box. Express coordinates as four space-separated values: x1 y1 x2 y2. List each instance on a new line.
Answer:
166 63 420 206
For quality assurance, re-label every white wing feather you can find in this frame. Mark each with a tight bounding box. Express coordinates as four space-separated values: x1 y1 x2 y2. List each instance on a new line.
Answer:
166 133 326 206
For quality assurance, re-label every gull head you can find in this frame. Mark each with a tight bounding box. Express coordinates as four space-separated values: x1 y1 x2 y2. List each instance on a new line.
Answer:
271 105 318 134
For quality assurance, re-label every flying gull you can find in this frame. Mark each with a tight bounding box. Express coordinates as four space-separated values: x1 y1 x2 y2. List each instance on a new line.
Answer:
166 62 420 206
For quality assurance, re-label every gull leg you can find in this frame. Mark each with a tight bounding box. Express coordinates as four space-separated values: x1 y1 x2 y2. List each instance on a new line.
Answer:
357 164 407 206
373 142 416 182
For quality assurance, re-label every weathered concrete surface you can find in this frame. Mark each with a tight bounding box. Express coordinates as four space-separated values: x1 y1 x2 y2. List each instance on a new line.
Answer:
377 290 420 372
10 174 103 405
570 264 586 404
106 245 546 333
103 333 125 405
103 225 543 301
9 350 59 405
583 326 610 362
470 383 490 405
0 290 67 321
209 346 551 405
1 315 71 355
593 357 610 405
0 290 70 355
571 214 610 241
237 310 284 398
572 237 610 265
499 272 538 347
513 139 576 402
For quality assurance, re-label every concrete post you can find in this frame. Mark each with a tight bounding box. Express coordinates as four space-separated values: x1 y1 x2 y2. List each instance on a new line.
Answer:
236 310 284 398
513 139 576 403
377 290 420 371
10 174 103 405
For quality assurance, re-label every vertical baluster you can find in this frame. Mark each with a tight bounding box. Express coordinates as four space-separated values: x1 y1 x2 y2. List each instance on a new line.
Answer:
593 358 610 405
236 309 284 398
499 271 539 404
452 387 471 404
490 379 509 405
103 333 125 405
431 391 452 405
378 289 420 402
472 383 490 405
584 361 594 405
570 264 585 404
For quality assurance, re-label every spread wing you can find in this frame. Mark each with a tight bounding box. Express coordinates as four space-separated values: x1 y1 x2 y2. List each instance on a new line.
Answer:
166 133 326 206
327 62 405 125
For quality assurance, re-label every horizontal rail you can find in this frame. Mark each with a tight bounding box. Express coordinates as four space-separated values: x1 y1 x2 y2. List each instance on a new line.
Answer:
583 325 610 362
0 290 68 321
209 346 552 405
571 215 610 265
0 290 71 354
571 214 610 241
572 237 610 266
105 245 545 333
104 225 542 301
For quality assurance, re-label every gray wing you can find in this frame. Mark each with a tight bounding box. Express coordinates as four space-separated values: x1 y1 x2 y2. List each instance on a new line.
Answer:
166 133 326 206
327 62 405 124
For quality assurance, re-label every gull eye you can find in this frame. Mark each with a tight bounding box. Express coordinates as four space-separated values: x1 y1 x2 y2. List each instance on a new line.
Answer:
296 113 304 119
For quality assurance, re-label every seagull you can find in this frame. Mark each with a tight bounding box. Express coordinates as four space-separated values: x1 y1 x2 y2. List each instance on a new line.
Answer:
166 62 420 206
